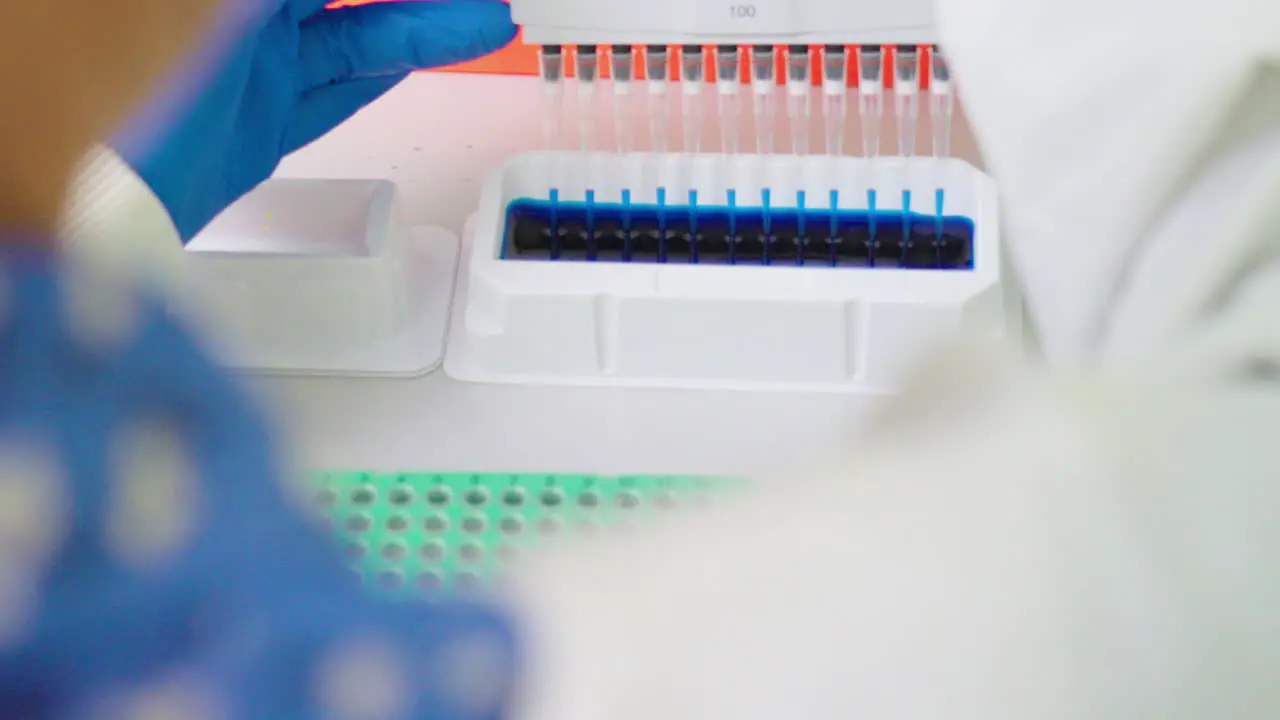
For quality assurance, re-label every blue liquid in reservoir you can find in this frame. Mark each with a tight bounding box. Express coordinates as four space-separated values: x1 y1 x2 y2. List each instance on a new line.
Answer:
503 197 976 269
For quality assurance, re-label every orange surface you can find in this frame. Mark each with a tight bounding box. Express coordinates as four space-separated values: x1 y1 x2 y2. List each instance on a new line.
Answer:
326 0 923 88
328 0 540 75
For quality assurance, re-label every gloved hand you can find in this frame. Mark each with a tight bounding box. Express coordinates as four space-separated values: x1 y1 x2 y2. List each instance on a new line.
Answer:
119 0 517 241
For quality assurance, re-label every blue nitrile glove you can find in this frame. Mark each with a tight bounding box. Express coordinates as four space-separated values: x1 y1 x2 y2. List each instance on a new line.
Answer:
122 0 517 242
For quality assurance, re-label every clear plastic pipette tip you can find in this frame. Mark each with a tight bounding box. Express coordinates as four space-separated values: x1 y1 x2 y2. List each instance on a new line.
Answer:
716 45 741 154
750 45 776 154
681 45 705 153
538 45 564 208
821 45 848 156
930 45 954 158
785 45 811 155
646 45 670 152
574 45 598 153
611 45 635 152
857 46 883 157
894 45 919 157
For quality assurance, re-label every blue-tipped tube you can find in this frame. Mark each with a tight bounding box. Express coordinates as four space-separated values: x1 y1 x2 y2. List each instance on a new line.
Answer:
866 189 878 266
796 190 807 265
688 189 699 263
901 188 912 264
761 188 773 265
585 189 597 260
828 189 840 266
728 189 738 264
622 189 633 261
656 187 668 262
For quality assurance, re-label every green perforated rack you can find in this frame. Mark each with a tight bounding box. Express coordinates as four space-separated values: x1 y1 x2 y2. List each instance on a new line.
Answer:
309 472 734 599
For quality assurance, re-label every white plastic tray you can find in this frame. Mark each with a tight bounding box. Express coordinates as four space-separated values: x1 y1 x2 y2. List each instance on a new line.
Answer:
446 150 1014 393
184 178 458 377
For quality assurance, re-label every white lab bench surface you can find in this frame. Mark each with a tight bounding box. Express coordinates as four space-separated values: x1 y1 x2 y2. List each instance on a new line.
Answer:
261 71 985 479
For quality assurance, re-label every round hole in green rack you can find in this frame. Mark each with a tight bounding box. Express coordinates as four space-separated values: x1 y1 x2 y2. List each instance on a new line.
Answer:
381 542 407 561
378 570 404 590
455 572 482 592
315 488 337 507
497 545 520 562
655 492 678 510
426 487 451 507
577 491 599 509
502 488 525 507
420 539 446 563
539 489 564 508
418 571 443 595
345 541 367 560
462 516 487 535
616 491 641 510
538 517 562 536
388 487 413 506
345 514 372 533
423 514 449 534
459 543 485 563
499 516 523 535
464 487 490 507
350 486 376 506
386 515 409 532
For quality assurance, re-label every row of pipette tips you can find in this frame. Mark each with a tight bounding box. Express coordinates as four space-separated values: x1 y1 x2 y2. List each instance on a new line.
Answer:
536 43 956 267
539 43 953 159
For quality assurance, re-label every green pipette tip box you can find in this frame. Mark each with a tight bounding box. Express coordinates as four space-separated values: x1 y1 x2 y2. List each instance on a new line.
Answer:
308 472 736 598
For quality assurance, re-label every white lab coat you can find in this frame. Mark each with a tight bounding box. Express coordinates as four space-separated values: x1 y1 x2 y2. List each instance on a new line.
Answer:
58 0 1280 715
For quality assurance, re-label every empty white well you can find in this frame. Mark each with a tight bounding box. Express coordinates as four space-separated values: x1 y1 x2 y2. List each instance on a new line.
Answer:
185 178 458 377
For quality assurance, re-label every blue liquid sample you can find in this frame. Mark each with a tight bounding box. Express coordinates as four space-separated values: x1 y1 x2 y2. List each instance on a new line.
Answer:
585 189 596 259
761 189 773 265
866 189 878 267
727 190 738 265
548 188 561 259
621 189 633 259
504 197 974 269
656 187 668 263
688 190 700 264
828 190 840 267
935 188 946 239
795 191 807 266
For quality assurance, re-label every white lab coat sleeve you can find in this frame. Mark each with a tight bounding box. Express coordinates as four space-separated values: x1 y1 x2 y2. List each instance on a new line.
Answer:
58 144 186 290
933 0 1280 366
503 340 1280 720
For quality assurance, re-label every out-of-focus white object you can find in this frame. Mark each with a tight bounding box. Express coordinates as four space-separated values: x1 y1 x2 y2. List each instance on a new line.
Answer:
506 341 1280 720
184 179 458 377
447 150 1014 392
510 0 934 45
935 0 1280 366
59 146 185 292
